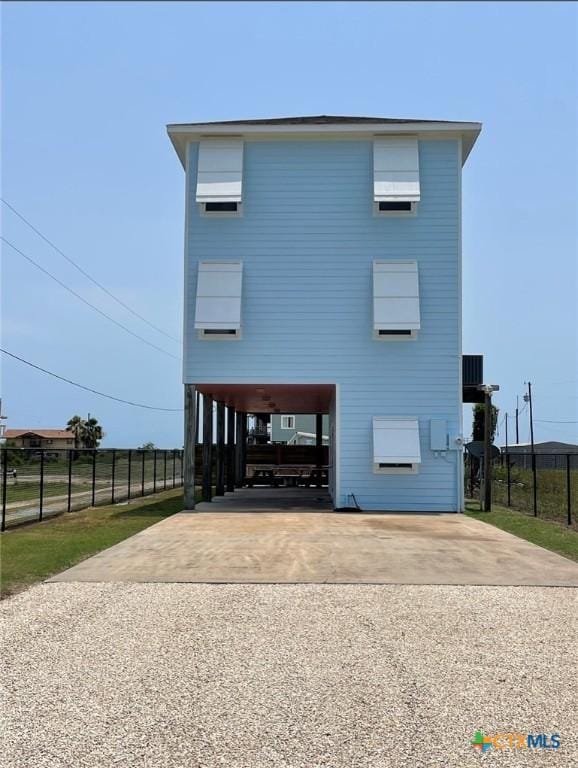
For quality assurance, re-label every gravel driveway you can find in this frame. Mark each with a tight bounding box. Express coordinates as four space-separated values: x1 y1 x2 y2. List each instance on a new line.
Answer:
2 583 576 767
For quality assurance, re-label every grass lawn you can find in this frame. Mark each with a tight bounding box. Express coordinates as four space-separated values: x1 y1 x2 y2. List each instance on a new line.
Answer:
466 501 578 563
490 464 578 528
1 488 186 598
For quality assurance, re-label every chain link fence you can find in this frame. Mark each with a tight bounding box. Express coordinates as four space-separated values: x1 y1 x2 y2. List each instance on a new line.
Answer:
1 448 184 530
465 452 577 528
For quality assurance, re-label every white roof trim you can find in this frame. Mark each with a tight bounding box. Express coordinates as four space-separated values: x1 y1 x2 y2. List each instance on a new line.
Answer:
167 121 482 169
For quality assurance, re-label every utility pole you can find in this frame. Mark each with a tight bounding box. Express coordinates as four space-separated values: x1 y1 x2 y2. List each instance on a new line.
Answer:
524 381 537 515
478 384 500 512
0 398 6 445
515 396 519 444
525 382 535 454
505 412 511 506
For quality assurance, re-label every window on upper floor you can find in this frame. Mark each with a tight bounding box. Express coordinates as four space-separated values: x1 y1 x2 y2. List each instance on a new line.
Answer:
376 200 417 216
373 137 420 215
373 260 420 340
202 202 241 215
195 261 243 340
281 415 295 430
196 139 243 216
373 417 421 474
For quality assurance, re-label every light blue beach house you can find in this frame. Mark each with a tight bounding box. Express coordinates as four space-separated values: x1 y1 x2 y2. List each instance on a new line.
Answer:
168 115 482 511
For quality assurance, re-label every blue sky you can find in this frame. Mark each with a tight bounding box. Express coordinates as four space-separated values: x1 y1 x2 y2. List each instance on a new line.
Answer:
2 1 576 447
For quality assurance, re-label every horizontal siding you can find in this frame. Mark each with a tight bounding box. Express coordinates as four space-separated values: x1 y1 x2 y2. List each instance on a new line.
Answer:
184 139 461 511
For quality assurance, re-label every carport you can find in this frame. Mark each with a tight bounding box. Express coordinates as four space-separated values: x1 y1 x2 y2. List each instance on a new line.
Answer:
184 383 336 509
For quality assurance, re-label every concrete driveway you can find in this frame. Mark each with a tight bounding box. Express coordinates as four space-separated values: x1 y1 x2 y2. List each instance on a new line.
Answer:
50 488 578 586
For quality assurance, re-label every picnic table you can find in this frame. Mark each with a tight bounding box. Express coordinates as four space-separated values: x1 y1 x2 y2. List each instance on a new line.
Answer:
244 466 329 488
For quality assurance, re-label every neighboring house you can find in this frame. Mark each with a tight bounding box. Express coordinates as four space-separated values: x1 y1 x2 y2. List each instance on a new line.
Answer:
271 414 329 445
288 432 330 447
168 114 482 510
4 429 75 449
502 442 578 470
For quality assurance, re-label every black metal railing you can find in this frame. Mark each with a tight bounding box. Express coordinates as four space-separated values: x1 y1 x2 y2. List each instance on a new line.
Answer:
465 451 577 527
0 448 184 531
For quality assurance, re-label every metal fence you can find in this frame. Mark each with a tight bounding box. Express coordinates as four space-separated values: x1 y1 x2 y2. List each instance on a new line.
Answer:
465 452 577 527
0 448 184 531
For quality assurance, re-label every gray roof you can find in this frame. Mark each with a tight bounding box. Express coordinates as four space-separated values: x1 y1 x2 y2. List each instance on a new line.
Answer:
504 441 578 452
169 114 465 128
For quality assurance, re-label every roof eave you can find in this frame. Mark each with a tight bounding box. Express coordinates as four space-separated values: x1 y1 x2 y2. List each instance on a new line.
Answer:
167 121 482 169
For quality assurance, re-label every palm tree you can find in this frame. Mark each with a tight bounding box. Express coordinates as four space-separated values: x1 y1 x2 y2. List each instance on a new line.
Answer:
66 415 85 449
82 417 103 449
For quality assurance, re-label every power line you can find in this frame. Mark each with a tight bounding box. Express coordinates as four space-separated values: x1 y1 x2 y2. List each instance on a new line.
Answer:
1 349 182 412
533 380 578 387
2 237 180 362
535 419 578 424
2 198 180 344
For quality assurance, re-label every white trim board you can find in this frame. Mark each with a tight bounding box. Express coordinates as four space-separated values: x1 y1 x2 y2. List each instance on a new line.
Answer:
168 123 482 169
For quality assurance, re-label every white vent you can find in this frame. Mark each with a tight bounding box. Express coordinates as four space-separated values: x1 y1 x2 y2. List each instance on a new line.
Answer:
373 260 420 337
373 417 421 473
373 137 420 202
195 261 242 333
196 140 243 203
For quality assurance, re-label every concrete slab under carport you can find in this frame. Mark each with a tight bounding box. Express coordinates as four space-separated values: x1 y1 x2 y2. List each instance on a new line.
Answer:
49 488 578 586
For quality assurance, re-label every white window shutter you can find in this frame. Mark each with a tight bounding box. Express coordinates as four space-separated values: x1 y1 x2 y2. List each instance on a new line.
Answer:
195 261 243 330
373 261 420 331
373 137 420 202
196 140 243 203
373 417 421 464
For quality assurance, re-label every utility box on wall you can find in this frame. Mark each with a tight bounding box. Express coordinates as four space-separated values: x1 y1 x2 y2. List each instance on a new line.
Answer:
430 419 448 451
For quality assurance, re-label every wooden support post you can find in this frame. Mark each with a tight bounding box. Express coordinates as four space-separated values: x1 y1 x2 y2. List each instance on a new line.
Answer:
215 401 225 496
483 390 492 512
202 393 213 502
241 414 247 484
316 413 323 468
183 384 196 509
235 411 245 488
226 406 236 492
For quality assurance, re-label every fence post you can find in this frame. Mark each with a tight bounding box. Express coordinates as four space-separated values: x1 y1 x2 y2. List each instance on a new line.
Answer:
1 449 8 532
111 449 116 504
532 454 538 517
180 451 184 487
506 452 511 507
567 454 572 526
164 451 167 491
92 450 97 506
172 450 176 488
67 449 73 513
141 451 145 497
127 449 132 501
153 450 157 493
39 449 45 522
